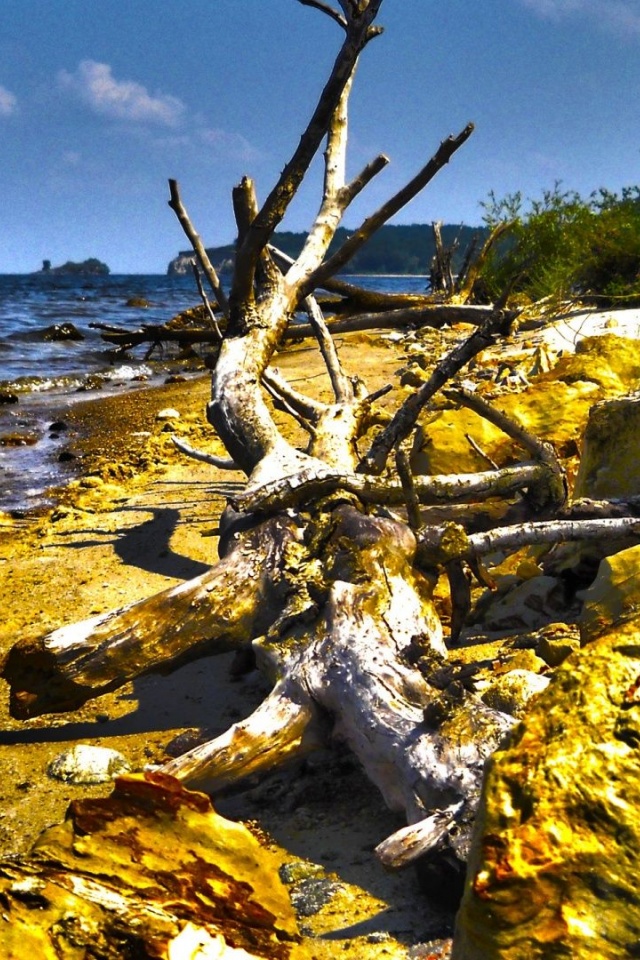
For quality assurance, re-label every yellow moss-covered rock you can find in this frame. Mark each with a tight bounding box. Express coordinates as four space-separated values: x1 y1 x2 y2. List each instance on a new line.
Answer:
574 395 640 499
0 772 309 959
412 381 598 476
537 333 640 395
452 545 640 960
413 333 640 477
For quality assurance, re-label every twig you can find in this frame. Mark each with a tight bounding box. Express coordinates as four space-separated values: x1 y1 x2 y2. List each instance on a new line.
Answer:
171 436 237 470
191 262 222 340
465 433 499 471
297 0 348 29
167 180 229 315
395 447 422 531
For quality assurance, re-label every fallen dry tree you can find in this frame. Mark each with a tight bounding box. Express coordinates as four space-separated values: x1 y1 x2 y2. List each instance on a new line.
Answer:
4 0 640 899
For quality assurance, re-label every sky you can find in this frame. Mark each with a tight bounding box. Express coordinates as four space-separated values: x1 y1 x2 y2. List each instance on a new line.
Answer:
0 0 638 274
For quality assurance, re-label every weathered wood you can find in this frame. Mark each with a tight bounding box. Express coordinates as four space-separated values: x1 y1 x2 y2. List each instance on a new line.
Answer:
2 515 299 718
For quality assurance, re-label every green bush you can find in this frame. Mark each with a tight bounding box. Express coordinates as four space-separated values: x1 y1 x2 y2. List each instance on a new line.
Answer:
476 183 640 306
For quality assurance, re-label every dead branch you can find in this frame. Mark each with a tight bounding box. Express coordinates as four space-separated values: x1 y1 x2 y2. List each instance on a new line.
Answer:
361 294 517 475
171 435 238 470
303 122 475 295
233 461 556 515
168 180 229 315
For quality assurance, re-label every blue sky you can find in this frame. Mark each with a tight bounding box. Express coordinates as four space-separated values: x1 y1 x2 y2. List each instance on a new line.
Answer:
1 0 638 273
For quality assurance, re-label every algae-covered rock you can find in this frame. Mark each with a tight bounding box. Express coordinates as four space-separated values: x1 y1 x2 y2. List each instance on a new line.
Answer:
412 333 640 478
452 545 640 959
480 669 549 719
411 380 598 476
0 772 309 959
574 394 640 499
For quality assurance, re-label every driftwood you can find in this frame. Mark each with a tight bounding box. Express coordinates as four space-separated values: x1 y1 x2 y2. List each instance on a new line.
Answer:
5 0 640 909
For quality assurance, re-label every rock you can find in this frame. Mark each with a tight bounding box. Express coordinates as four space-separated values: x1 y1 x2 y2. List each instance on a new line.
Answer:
0 392 19 404
48 744 130 784
480 669 549 718
0 773 308 958
0 431 38 447
37 257 109 276
472 575 569 633
289 877 344 917
412 333 640 478
574 394 640 499
453 544 640 959
41 322 84 341
156 407 181 421
534 622 582 667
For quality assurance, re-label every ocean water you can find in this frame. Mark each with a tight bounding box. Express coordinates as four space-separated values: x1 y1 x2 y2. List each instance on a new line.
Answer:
0 273 427 512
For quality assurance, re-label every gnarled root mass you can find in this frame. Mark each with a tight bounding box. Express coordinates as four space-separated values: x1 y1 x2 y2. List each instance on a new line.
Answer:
3 499 514 882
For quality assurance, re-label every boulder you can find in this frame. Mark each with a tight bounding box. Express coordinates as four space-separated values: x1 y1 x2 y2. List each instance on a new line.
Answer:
412 333 640 477
0 772 308 959
452 544 640 959
574 394 640 499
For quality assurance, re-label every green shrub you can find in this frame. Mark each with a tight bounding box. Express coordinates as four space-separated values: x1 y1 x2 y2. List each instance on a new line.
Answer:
476 183 640 306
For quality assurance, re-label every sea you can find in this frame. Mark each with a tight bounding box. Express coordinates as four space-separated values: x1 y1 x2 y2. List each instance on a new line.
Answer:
0 272 428 513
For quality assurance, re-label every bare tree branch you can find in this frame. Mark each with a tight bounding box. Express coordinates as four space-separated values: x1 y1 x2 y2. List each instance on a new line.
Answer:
445 386 560 469
233 461 552 515
303 294 353 402
167 180 229 315
191 262 222 339
417 516 640 567
234 1 384 297
171 436 238 470
297 0 348 30
302 122 475 295
360 294 515 475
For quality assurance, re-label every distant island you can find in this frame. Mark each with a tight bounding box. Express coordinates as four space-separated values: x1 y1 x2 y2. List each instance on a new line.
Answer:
37 258 110 276
167 223 487 277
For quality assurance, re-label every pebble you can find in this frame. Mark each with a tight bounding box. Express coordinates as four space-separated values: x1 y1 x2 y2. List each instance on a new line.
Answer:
47 744 130 784
156 408 181 421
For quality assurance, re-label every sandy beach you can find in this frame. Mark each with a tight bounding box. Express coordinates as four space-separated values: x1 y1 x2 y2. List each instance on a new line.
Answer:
0 331 453 958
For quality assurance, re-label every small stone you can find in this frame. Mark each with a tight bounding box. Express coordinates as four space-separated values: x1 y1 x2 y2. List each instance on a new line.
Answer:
48 745 130 784
156 408 181 421
0 432 38 447
279 861 325 885
290 877 343 917
481 669 550 718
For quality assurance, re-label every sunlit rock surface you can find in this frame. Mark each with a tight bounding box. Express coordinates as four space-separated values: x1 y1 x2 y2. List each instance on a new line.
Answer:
0 772 308 959
411 333 640 478
452 544 640 959
574 394 640 499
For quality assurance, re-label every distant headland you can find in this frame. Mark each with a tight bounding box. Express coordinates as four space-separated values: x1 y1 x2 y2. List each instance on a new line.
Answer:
167 223 487 277
36 258 110 276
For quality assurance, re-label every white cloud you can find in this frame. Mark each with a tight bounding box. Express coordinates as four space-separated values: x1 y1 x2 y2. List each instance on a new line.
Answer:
520 0 640 36
58 60 185 126
198 127 262 162
0 85 17 117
